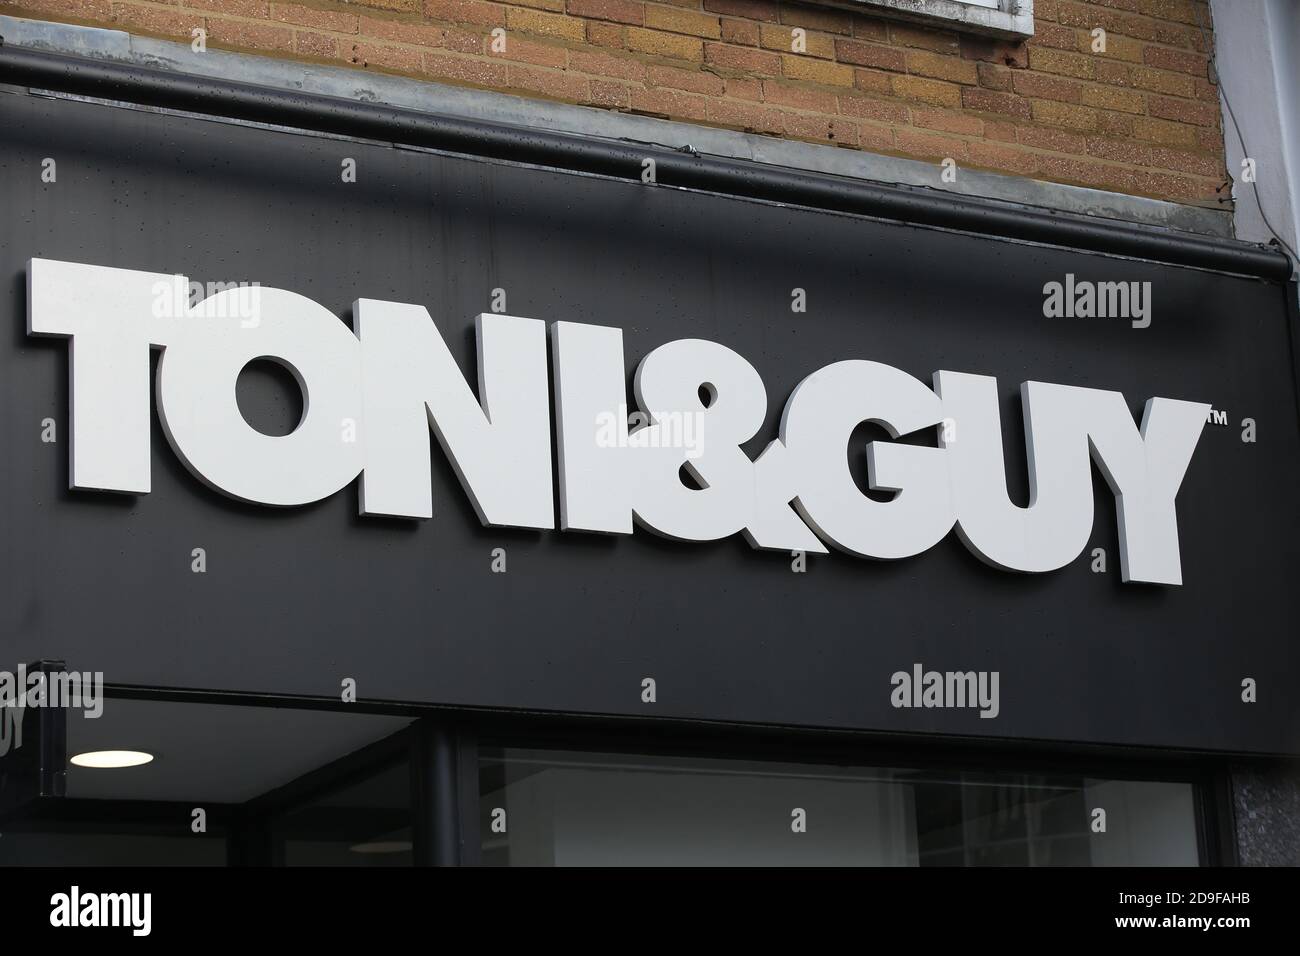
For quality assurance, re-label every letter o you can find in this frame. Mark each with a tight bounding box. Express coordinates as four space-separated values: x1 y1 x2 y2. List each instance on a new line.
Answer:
156 287 363 505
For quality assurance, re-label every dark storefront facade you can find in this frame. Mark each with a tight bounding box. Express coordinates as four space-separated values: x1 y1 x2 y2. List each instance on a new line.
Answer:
0 10 1298 871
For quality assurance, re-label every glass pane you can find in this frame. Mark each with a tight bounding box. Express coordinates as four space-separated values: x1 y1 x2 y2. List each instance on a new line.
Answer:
270 760 413 867
479 748 1200 867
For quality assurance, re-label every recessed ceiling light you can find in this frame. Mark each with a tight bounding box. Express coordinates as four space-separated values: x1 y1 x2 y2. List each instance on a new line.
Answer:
349 840 413 854
70 750 154 769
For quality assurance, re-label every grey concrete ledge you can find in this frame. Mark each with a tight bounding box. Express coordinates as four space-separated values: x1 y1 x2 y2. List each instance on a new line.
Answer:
0 14 1231 239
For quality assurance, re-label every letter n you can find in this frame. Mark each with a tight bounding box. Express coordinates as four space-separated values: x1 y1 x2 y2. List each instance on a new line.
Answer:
354 302 553 527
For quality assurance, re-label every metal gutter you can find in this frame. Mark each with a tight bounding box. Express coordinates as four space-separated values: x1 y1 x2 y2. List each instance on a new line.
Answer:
0 42 1292 281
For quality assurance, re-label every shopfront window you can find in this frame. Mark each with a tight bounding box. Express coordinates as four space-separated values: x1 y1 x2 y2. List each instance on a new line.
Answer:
478 748 1200 867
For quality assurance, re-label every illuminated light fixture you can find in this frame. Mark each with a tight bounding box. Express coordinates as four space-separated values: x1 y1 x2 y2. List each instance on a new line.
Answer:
70 750 154 769
349 840 413 855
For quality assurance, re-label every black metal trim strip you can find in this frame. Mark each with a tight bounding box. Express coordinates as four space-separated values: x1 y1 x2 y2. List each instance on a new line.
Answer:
0 42 1291 281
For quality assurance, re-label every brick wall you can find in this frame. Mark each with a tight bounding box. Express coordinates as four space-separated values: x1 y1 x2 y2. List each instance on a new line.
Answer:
0 0 1228 204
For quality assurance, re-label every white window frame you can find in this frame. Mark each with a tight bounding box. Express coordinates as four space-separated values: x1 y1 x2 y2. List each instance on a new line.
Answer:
832 0 1035 40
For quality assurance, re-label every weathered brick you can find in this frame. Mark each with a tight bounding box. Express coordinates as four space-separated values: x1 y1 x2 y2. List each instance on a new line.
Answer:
648 63 724 95
911 108 984 136
759 22 834 59
834 39 905 72
507 63 589 99
505 7 586 42
1032 98 1099 131
1028 46 1095 78
1143 43 1208 76
1031 21 1078 50
705 97 784 134
271 3 358 33
894 127 968 160
295 30 339 57
724 76 762 100
888 22 959 54
782 54 854 87
1149 93 1217 126
1018 124 1086 153
1130 114 1198 146
763 80 837 113
110 2 200 38
586 21 625 48
704 41 780 75
424 0 505 27
969 140 1040 174
627 26 702 60
905 50 978 85
853 68 892 96
644 5 721 39
1080 84 1145 113
358 14 446 47
570 48 645 80
350 40 423 71
423 50 508 85
778 5 852 36
1013 71 1082 102
587 79 631 108
701 0 778 23
208 18 296 53
494 34 566 66
961 86 1031 118
977 62 1012 91
567 0 643 26
784 113 859 146
892 74 961 109
719 18 758 46
1130 65 1195 96
835 93 907 124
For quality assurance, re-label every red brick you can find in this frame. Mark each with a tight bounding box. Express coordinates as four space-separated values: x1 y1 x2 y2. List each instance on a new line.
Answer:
422 51 509 85
423 0 506 27
1149 93 1217 126
836 93 908 124
570 48 645 80
587 79 631 108
977 62 1012 91
1018 125 1086 152
568 0 643 25
779 5 852 36
586 21 625 47
961 86 1031 118
705 97 784 134
784 114 859 146
762 80 837 113
507 63 590 100
271 3 358 32
208 18 296 53
834 38 905 72
719 19 758 46
889 22 959 54
1143 44 1208 76
294 30 338 57
494 35 566 66
1012 71 1082 102
630 85 710 121
704 42 781 75
911 108 984 136
649 64 724 95
702 0 778 22
894 127 969 160
969 140 1040 174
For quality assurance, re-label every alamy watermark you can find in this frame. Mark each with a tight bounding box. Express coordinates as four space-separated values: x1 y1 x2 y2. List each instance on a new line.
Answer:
1043 274 1151 329
595 405 705 459
151 276 263 326
890 663 1000 719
